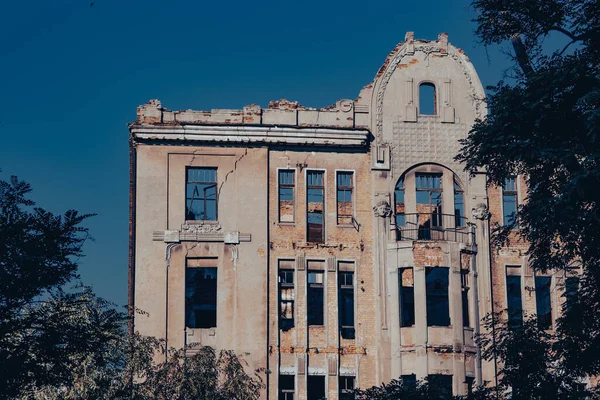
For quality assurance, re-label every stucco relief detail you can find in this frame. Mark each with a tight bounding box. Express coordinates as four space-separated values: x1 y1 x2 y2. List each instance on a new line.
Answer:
181 222 222 234
373 201 392 218
472 203 491 220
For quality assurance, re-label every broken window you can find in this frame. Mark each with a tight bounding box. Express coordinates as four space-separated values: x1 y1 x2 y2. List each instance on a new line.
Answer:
502 177 518 226
399 267 415 327
279 170 295 223
307 375 325 400
395 178 406 239
307 171 325 243
426 267 450 326
416 174 443 239
339 376 355 400
185 258 218 329
506 266 523 327
337 171 354 225
535 276 552 330
186 167 217 221
461 270 470 328
428 374 453 398
279 375 295 400
279 260 295 331
307 269 324 326
454 180 465 227
419 82 437 115
565 276 580 311
339 270 355 339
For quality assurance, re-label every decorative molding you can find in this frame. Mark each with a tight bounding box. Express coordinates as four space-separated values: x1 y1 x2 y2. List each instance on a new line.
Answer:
182 222 222 234
472 203 491 220
373 200 392 218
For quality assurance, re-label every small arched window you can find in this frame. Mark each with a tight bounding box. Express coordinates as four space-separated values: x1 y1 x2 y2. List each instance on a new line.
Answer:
419 82 437 115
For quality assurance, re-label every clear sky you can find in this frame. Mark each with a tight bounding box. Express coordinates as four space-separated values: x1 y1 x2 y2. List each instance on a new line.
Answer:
0 0 512 306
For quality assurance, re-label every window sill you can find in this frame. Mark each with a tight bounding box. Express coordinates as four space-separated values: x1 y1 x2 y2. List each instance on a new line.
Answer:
278 222 296 227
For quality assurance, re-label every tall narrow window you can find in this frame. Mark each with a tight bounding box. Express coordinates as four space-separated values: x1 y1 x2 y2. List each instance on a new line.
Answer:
399 267 415 327
502 177 518 226
307 171 325 243
279 260 295 331
186 167 217 221
339 376 355 400
278 170 295 223
307 269 324 326
419 82 437 115
454 180 465 227
185 258 218 329
466 377 475 395
506 266 523 327
461 269 470 328
565 276 580 311
416 174 443 239
307 376 325 400
535 276 552 330
339 270 355 339
279 375 295 400
337 171 354 225
426 267 450 326
395 178 406 240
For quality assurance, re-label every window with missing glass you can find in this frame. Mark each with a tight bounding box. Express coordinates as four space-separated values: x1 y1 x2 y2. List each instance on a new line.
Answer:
336 171 354 225
339 270 355 339
535 276 552 330
279 375 295 400
339 376 355 400
506 266 523 327
307 171 325 243
395 178 406 233
426 267 450 326
278 261 295 331
416 174 443 233
454 180 465 227
279 170 295 223
307 269 324 326
461 269 470 328
399 267 415 327
185 258 218 329
186 167 217 221
307 376 325 400
502 177 518 226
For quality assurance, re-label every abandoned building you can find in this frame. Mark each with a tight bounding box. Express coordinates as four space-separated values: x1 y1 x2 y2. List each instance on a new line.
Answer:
128 32 576 399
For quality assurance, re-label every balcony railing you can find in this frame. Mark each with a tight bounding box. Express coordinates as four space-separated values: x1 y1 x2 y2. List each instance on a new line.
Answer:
394 213 474 244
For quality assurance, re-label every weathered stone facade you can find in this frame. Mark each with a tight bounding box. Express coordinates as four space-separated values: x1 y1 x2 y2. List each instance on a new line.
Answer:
129 32 572 398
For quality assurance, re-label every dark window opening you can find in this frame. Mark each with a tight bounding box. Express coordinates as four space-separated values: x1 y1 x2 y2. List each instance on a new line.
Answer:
339 271 355 339
307 375 326 400
416 173 443 238
402 374 417 388
428 374 453 398
337 171 354 225
279 375 295 400
502 177 518 226
419 82 437 115
535 276 552 330
185 260 217 329
454 180 465 227
506 267 523 327
462 270 470 328
279 170 295 223
279 266 295 331
466 377 475 395
307 171 325 243
426 267 450 326
565 276 580 311
395 178 406 239
339 376 355 400
308 270 324 326
186 167 217 221
399 268 415 327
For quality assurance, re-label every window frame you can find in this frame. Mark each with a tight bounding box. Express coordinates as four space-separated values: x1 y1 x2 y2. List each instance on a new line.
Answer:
185 258 218 330
339 376 355 400
185 166 218 222
335 169 355 226
418 81 438 116
505 265 524 328
279 374 295 400
502 176 518 227
415 173 443 228
338 269 355 339
306 169 326 243
278 261 296 331
399 267 415 327
277 168 296 224
425 266 451 327
535 275 553 330
307 267 325 326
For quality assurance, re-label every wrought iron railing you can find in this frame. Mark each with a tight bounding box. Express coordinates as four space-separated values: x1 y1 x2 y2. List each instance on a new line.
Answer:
394 213 474 244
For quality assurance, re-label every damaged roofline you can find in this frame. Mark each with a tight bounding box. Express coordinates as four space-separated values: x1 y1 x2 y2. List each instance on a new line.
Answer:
130 124 371 147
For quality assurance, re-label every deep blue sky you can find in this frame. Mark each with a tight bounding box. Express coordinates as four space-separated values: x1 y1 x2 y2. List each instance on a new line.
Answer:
0 0 512 306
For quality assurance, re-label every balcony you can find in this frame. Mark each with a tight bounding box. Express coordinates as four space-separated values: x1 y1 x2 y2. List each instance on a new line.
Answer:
395 213 474 244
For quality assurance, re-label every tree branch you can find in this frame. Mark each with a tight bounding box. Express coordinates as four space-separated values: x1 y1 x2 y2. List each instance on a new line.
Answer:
511 34 534 77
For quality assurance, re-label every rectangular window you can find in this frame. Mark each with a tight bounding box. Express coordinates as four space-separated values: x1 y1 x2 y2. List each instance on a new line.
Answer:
535 276 552 330
401 374 417 388
506 266 523 327
307 171 325 243
461 270 470 328
416 173 443 234
426 267 450 326
565 276 579 310
466 377 475 395
307 270 324 326
339 376 355 400
399 268 415 327
279 375 295 400
502 177 518 226
279 170 295 223
186 167 217 221
395 178 405 227
337 171 354 225
428 374 453 397
279 260 295 331
185 259 218 329
307 375 325 400
454 181 465 227
339 271 355 339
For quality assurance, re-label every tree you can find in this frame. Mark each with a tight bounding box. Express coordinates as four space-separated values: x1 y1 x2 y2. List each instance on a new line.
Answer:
455 0 600 383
